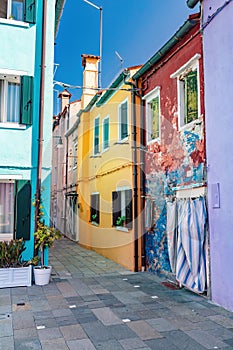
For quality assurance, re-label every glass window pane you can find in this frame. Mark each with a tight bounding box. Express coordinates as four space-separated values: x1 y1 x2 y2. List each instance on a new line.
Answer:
151 96 159 139
0 183 14 234
7 82 20 123
185 70 198 124
0 80 3 122
12 0 24 21
0 0 7 19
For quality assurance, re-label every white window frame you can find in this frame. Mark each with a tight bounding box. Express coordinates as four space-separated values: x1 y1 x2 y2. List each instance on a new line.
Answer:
0 73 21 124
143 86 161 144
102 116 110 152
170 54 201 130
118 97 128 141
93 116 100 155
0 179 15 241
1 0 24 20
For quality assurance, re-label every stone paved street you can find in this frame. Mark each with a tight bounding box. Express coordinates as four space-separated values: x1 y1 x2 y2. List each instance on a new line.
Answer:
1 237 233 349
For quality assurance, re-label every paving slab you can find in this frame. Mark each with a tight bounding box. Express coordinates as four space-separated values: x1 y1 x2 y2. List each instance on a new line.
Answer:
1 237 233 350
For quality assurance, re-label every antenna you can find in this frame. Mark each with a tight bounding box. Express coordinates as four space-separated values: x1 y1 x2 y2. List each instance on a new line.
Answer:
115 51 123 70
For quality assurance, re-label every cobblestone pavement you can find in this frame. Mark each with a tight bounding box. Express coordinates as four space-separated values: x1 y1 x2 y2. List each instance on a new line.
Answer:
1 237 233 350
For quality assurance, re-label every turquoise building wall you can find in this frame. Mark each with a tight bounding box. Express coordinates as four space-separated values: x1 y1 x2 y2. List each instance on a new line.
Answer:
0 0 56 262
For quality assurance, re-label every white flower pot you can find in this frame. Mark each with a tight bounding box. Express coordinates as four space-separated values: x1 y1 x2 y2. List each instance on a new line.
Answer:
0 265 32 288
34 266 52 286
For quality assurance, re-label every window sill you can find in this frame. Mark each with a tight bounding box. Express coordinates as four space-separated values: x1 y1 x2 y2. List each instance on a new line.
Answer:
147 137 160 146
91 221 99 226
179 118 202 132
0 122 26 130
102 147 109 153
0 18 30 28
116 226 129 232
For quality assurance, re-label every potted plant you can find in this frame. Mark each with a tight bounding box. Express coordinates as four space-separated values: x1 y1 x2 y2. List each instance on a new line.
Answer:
0 238 32 288
116 215 126 227
33 221 62 286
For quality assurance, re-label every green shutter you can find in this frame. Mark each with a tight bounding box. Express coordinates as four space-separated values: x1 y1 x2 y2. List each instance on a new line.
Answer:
94 118 100 154
125 189 133 229
20 76 33 125
121 101 128 139
15 181 31 240
103 118 109 149
112 191 121 226
25 0 36 24
185 70 198 124
151 96 159 139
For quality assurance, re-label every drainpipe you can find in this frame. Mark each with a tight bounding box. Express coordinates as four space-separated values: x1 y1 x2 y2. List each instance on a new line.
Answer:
124 72 139 272
140 94 146 271
64 105 70 236
35 0 47 235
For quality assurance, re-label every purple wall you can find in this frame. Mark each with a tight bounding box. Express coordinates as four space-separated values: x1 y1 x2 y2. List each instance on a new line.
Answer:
203 0 233 311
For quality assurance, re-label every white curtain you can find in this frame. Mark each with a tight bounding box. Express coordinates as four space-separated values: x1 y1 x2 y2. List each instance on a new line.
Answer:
0 183 14 234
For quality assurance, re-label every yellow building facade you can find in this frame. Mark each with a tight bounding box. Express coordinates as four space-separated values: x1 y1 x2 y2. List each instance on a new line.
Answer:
77 65 143 271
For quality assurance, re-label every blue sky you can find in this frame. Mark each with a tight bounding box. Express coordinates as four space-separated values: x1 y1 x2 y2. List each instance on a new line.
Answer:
54 0 198 110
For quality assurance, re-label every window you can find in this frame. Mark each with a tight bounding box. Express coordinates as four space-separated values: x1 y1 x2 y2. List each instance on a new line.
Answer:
144 87 160 143
0 180 31 242
90 193 100 224
0 182 14 237
94 116 100 155
0 0 36 23
0 75 20 123
171 54 201 129
119 99 128 141
102 116 109 151
180 70 198 125
112 189 132 229
0 74 33 125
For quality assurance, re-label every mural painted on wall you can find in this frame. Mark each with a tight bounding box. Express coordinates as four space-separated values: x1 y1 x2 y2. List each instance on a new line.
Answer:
145 122 206 274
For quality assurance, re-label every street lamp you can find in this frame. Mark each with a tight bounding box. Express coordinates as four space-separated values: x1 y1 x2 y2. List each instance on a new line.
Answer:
83 0 102 89
53 136 63 149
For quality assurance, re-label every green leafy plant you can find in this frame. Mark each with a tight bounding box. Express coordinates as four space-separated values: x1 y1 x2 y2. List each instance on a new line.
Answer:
34 222 62 267
92 213 97 221
116 216 126 226
0 238 26 268
33 190 62 268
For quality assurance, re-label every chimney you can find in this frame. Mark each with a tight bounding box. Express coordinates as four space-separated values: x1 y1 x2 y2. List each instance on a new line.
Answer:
81 54 100 109
58 89 71 112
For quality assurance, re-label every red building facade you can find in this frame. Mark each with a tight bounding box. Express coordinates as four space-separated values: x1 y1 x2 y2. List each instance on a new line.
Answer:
134 14 208 293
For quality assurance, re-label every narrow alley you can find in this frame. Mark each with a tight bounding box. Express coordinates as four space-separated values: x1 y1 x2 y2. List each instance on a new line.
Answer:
1 237 233 350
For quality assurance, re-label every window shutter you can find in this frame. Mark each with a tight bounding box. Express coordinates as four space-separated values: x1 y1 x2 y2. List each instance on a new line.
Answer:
121 101 128 139
20 76 33 125
25 0 36 24
112 191 121 226
103 118 109 149
15 181 31 240
185 70 198 124
125 189 133 229
94 118 100 154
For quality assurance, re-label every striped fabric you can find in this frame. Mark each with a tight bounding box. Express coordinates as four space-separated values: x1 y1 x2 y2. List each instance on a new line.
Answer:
176 197 207 293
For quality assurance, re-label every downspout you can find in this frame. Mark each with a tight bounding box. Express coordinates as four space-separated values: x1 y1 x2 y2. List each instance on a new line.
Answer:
124 73 139 272
35 0 47 234
64 105 70 236
138 81 146 271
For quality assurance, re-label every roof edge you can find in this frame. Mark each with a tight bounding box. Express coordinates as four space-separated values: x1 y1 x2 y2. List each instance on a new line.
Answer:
133 14 200 80
187 0 200 9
